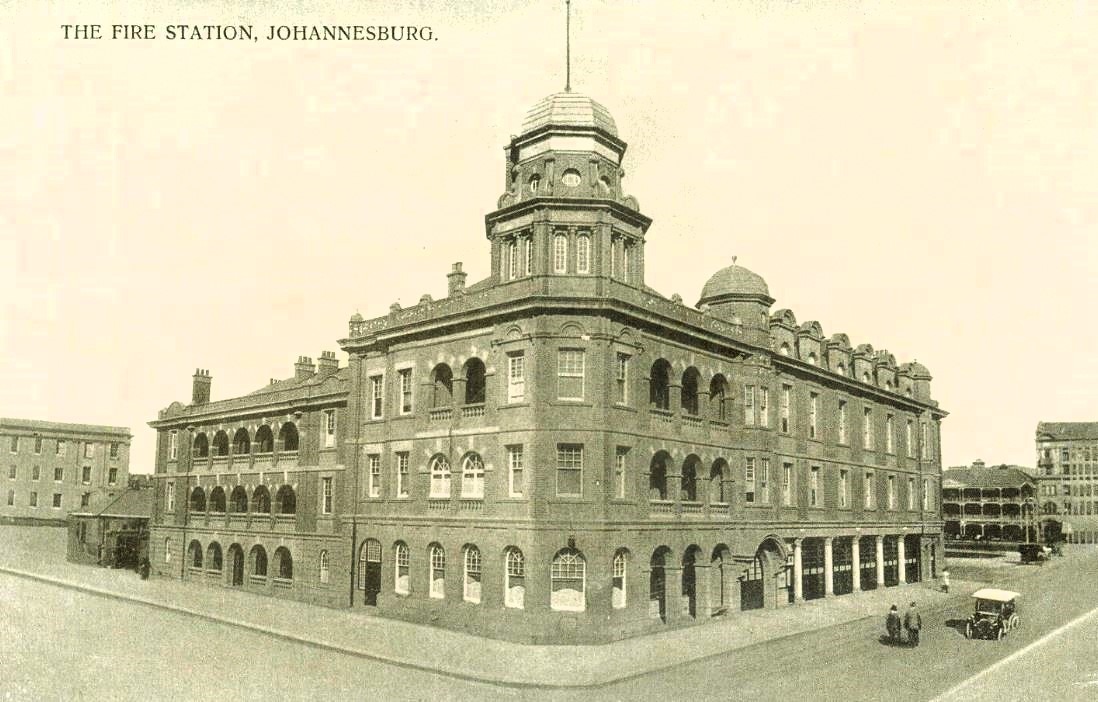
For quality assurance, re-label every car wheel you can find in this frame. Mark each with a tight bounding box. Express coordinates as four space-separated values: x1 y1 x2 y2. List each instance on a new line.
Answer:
1009 614 1019 629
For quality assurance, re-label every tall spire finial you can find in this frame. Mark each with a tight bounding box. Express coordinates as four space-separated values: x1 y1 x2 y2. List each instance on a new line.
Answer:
565 0 572 92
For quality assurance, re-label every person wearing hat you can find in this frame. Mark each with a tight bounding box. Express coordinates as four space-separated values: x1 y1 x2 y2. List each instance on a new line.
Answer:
886 604 902 644
904 601 922 646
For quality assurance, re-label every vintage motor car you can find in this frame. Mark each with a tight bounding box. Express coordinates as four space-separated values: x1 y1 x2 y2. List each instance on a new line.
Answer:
1018 543 1049 565
964 588 1020 640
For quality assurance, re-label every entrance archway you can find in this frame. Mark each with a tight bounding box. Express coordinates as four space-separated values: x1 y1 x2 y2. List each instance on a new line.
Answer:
649 546 671 623
741 537 786 611
359 539 382 606
682 546 701 619
710 544 732 615
228 544 244 587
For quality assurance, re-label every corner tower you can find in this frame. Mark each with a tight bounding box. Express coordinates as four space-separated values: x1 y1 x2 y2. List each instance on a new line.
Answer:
485 91 651 287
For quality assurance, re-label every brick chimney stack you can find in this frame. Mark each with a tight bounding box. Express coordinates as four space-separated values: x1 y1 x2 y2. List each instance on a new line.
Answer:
192 369 211 405
294 356 316 381
317 350 339 374
447 262 467 296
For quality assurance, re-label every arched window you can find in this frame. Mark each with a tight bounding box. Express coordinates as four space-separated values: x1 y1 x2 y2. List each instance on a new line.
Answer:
229 486 248 513
779 343 791 356
550 548 586 612
252 485 271 514
192 433 209 458
576 234 590 274
836 362 847 377
394 542 410 594
507 238 518 280
254 425 274 454
649 454 669 501
463 545 482 603
206 542 222 572
681 456 700 502
807 352 818 366
681 368 701 416
862 372 871 384
461 453 485 498
553 233 568 274
278 423 299 452
431 364 453 408
612 550 628 609
212 430 229 457
429 456 451 498
274 546 293 580
189 540 203 569
504 547 525 609
208 486 226 513
232 428 250 455
429 544 445 599
649 359 671 411
275 485 296 515
710 374 729 421
251 545 267 578
463 358 486 405
318 550 330 584
710 460 728 504
190 487 206 512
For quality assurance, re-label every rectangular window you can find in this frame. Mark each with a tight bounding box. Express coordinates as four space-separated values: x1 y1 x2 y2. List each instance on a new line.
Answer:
780 385 791 433
370 375 384 419
923 478 931 511
864 472 875 509
921 423 930 459
321 477 333 514
524 235 533 276
82 466 91 484
324 409 336 448
863 407 873 450
84 442 94 459
81 492 90 508
8 465 15 480
34 437 42 454
906 420 914 458
838 401 848 444
810 466 820 507
508 446 524 498
52 493 62 508
759 388 770 428
507 238 518 280
556 445 583 496
32 465 40 481
809 392 819 439
108 467 117 485
744 385 755 426
166 481 175 511
398 368 414 414
8 436 17 453
576 232 591 273
759 458 770 503
109 442 119 459
168 433 177 460
368 455 381 498
886 415 895 454
782 462 793 506
887 475 896 509
557 349 585 400
55 440 65 456
907 477 916 510
29 491 37 508
6 489 13 506
745 458 756 504
396 453 409 497
615 353 629 405
616 447 629 499
839 469 849 508
553 232 568 273
507 353 525 403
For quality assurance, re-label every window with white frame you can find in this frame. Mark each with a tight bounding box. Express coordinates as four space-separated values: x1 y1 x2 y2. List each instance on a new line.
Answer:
398 368 413 414
887 474 896 509
906 420 914 458
863 407 874 450
367 455 381 497
429 456 451 498
920 423 929 459
324 409 336 448
523 234 533 276
166 481 175 511
110 442 119 459
615 353 629 404
461 453 484 498
396 452 409 497
759 458 770 503
80 493 90 507
84 442 94 459
164 537 172 563
780 385 791 433
557 349 585 400
55 440 65 456
321 477 333 514
553 233 568 273
576 234 590 274
907 477 916 510
395 542 410 594
810 466 821 507
922 478 931 510
81 466 91 484
319 550 330 584
622 240 633 282
886 414 895 454
507 238 518 280
505 547 525 609
759 387 770 428
838 401 848 444
556 444 583 497
370 375 384 419
782 462 793 506
550 549 586 612
108 467 117 485
612 550 627 609
615 447 629 499
507 446 523 498
864 471 875 509
168 433 177 460
52 493 62 508
744 385 755 426
463 546 482 603
745 458 756 503
839 469 849 508
429 545 445 599
809 392 819 439
507 353 525 403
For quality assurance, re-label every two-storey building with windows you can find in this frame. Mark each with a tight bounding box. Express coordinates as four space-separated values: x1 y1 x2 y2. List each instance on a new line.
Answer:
1 418 131 525
1035 422 1098 544
942 460 1037 543
147 355 350 606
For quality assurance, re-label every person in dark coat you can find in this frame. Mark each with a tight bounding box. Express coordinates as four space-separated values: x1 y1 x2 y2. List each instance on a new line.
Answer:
886 604 902 644
904 601 922 646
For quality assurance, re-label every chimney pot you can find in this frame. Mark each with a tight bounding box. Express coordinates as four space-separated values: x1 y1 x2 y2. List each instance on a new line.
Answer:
447 261 468 296
192 368 212 405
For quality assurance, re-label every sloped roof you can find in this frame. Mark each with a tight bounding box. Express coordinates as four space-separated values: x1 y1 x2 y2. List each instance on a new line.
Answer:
1036 422 1098 441
942 465 1035 489
247 366 348 397
71 487 153 519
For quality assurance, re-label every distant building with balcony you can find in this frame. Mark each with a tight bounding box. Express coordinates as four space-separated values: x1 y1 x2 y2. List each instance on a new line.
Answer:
1035 422 1098 544
942 460 1036 543
1 418 131 525
147 90 948 644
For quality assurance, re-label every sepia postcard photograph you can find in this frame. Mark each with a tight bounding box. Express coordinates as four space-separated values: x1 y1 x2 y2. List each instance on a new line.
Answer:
1 1 1097 700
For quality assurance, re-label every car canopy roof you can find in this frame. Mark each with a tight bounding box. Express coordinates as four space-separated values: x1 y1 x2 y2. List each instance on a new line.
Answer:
972 588 1020 602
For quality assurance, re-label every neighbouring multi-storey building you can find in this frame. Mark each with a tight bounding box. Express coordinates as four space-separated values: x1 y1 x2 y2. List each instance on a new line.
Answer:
1 418 131 525
147 89 947 644
1035 422 1098 544
942 460 1036 542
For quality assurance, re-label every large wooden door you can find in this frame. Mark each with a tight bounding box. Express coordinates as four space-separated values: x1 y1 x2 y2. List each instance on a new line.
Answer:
740 556 764 611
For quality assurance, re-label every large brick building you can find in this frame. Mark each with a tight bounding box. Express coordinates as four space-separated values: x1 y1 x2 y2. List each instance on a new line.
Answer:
1 418 131 525
147 91 947 643
1035 421 1098 544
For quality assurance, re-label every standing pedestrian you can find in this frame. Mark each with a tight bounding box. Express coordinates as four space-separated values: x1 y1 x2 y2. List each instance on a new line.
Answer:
904 601 922 647
886 604 901 645
941 569 950 594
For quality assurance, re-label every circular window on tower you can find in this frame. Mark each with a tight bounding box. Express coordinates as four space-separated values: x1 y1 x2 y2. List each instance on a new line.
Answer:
561 169 582 187
529 175 541 193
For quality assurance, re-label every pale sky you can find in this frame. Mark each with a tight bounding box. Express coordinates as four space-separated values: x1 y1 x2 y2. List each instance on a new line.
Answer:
2 1 1095 473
